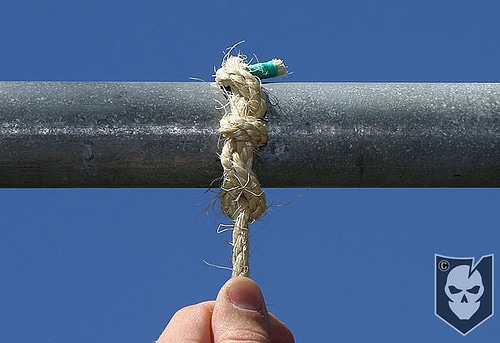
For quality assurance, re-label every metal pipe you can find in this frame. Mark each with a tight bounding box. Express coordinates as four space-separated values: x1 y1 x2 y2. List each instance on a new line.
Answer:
0 82 499 187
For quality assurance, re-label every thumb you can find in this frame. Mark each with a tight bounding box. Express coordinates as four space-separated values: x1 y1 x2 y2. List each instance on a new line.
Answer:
212 277 271 343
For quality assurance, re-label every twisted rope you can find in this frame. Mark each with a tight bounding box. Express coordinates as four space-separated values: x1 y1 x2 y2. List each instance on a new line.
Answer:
215 54 285 277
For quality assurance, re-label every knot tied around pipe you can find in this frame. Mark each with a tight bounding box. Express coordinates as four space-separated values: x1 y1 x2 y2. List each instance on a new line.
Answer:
215 53 287 276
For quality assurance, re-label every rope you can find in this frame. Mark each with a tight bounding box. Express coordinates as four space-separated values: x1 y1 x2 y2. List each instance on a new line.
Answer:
215 53 286 277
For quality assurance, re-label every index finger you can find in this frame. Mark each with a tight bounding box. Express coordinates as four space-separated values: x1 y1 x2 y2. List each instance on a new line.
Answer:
157 301 215 343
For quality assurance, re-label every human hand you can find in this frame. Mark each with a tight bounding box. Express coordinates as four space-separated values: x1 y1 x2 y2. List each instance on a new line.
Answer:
157 277 294 343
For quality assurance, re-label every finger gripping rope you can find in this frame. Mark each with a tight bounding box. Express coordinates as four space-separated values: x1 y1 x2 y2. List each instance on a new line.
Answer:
215 54 285 277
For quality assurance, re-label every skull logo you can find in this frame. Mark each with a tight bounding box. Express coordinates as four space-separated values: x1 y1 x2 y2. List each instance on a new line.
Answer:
445 265 484 320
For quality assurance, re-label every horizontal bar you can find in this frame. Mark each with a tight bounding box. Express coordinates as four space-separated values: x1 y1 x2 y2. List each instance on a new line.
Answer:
0 82 499 187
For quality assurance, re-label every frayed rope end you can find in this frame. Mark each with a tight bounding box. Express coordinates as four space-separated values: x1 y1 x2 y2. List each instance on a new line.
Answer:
247 59 288 80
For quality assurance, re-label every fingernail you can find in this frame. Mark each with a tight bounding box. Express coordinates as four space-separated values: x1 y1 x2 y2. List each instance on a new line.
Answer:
228 278 264 311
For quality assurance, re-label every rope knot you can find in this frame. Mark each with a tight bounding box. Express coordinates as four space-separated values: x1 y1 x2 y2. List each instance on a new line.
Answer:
215 52 287 277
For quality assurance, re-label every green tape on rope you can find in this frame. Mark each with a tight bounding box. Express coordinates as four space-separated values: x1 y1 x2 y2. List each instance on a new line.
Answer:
247 60 280 79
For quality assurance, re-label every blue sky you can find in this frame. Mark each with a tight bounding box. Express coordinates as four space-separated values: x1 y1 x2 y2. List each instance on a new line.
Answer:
1 1 499 342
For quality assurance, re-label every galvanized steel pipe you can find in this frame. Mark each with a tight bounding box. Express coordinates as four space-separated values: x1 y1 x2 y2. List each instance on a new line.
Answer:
0 82 499 187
